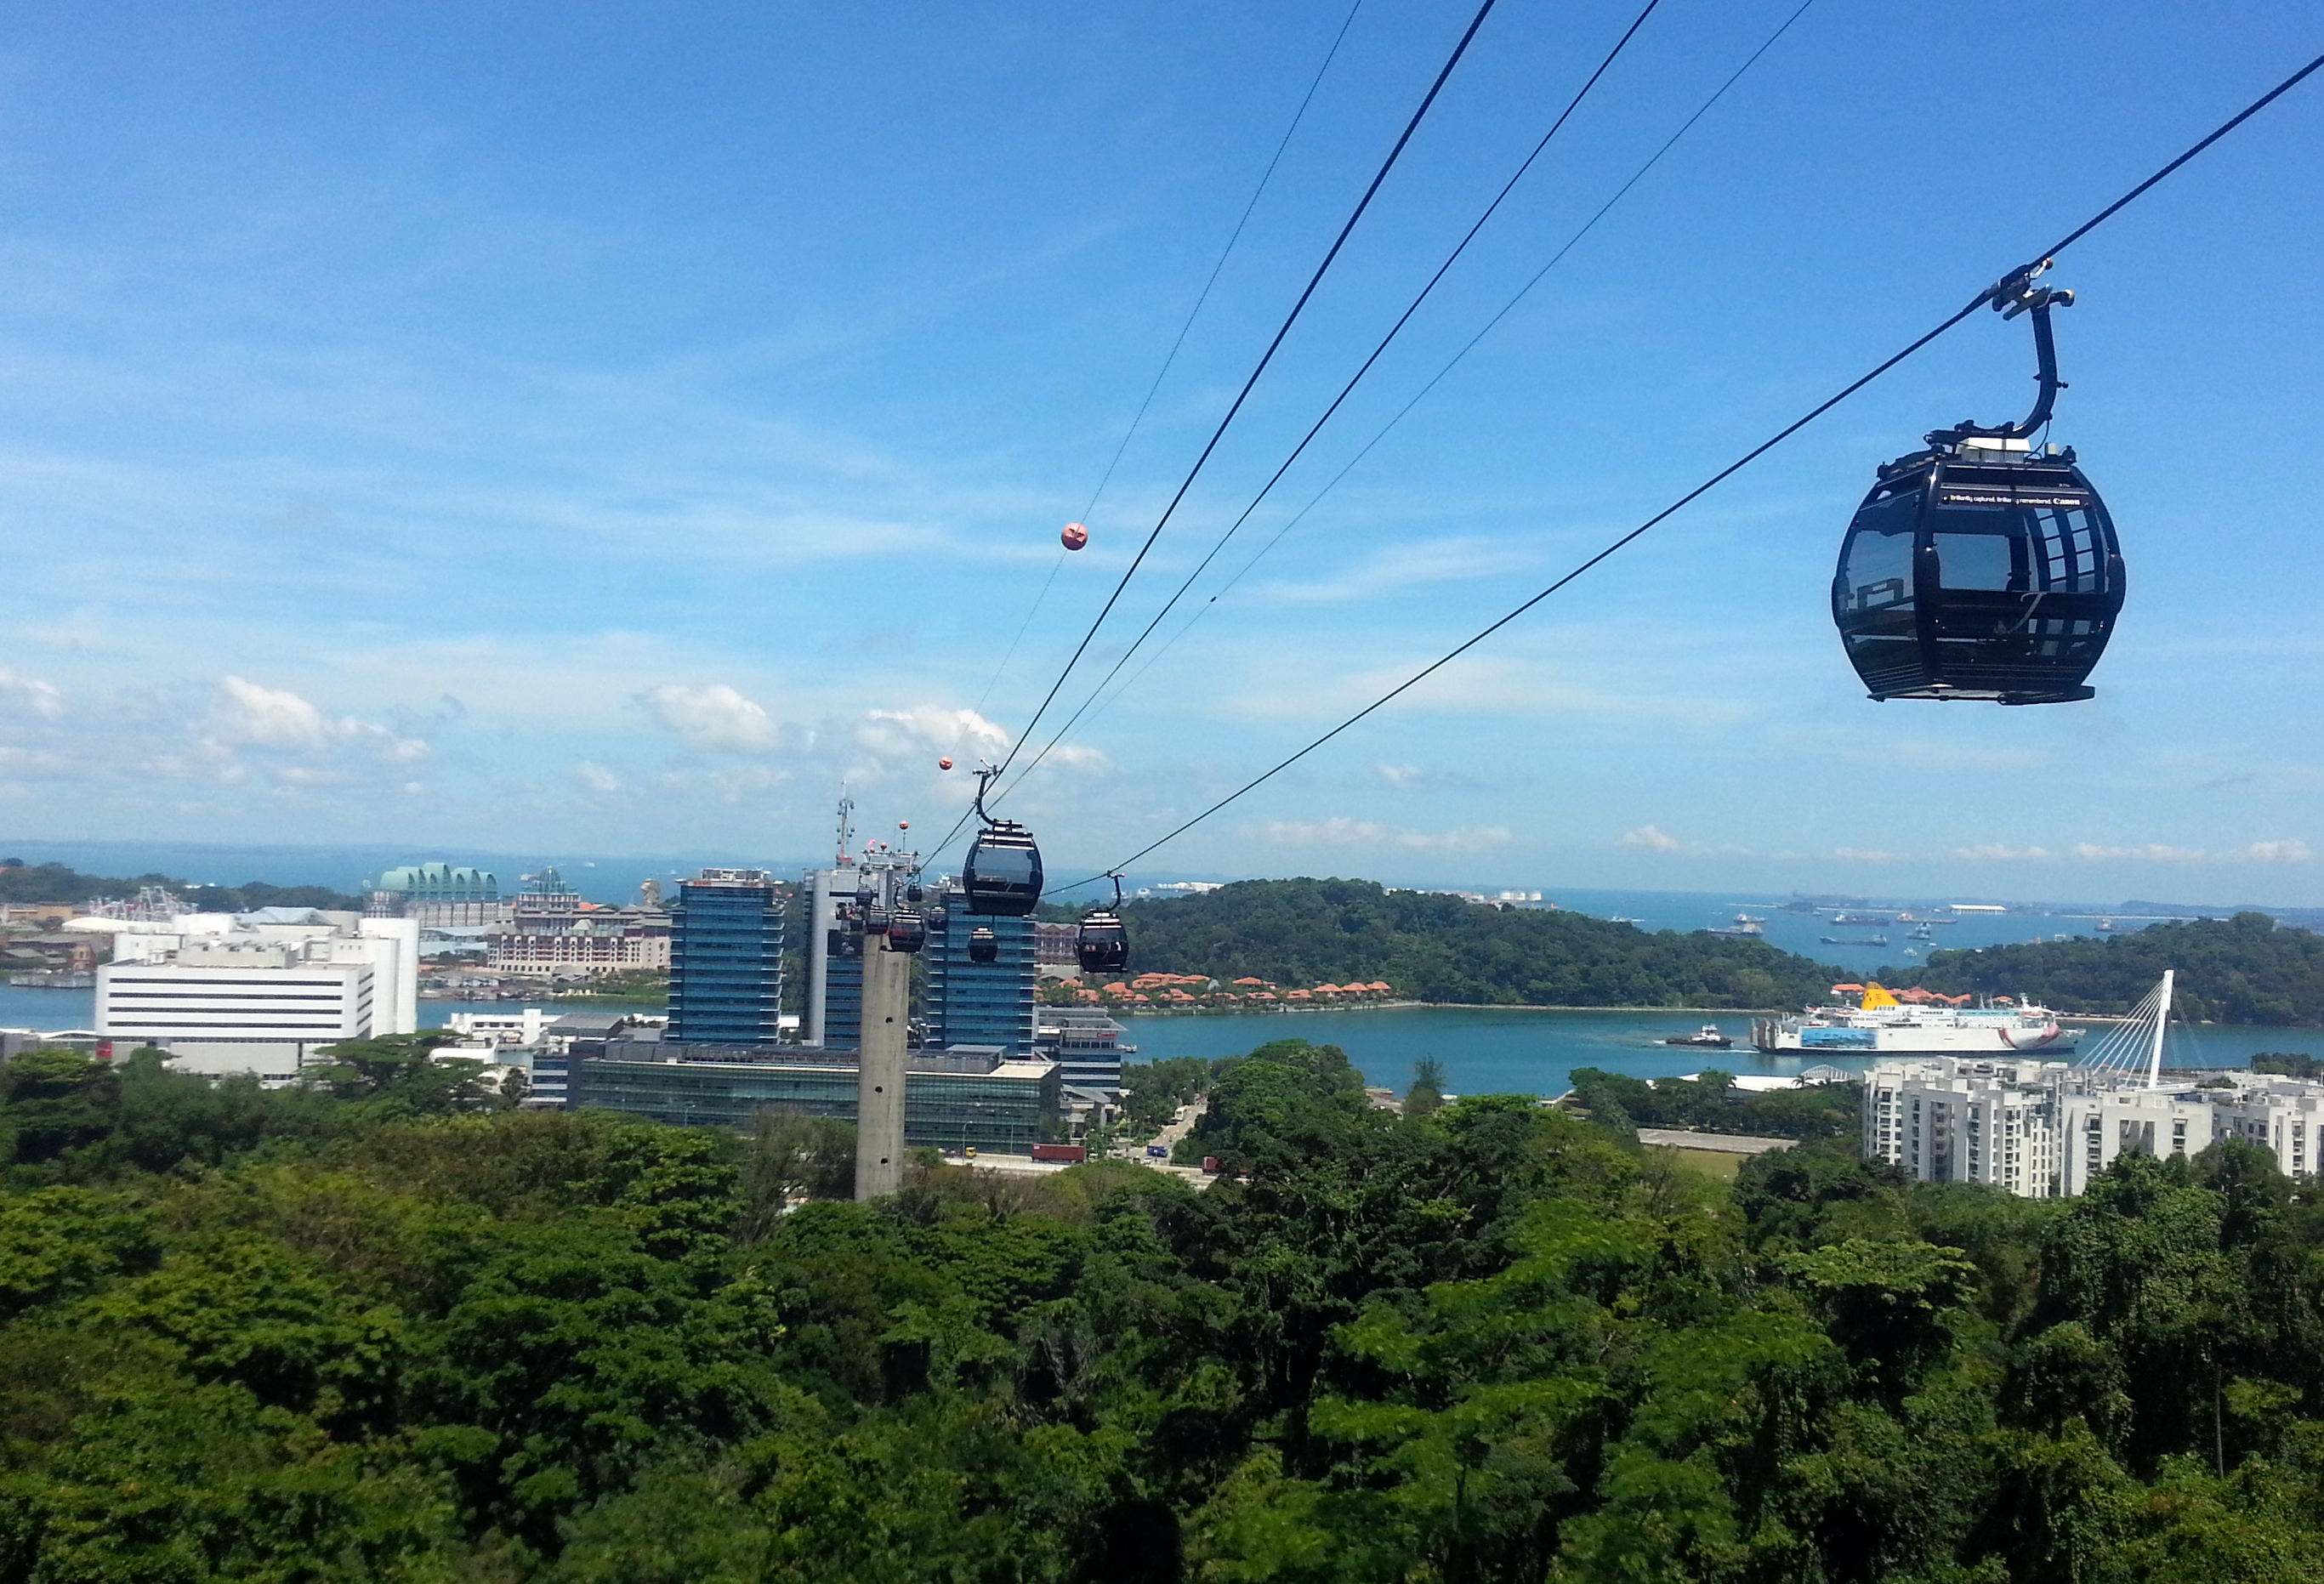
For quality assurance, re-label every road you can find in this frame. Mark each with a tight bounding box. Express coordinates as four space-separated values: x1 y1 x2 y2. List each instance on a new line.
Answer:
942 1096 1213 1187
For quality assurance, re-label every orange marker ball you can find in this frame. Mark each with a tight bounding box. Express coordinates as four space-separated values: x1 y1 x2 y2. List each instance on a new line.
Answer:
938 757 953 770
1061 522 1088 551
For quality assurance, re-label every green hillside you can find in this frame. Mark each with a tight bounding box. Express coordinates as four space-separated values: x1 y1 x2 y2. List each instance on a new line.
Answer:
1111 877 1843 1008
1902 911 2324 1024
0 858 365 914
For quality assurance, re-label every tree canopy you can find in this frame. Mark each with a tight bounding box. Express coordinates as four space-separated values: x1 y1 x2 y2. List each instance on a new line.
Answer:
7 1035 2324 1580
1903 911 2324 1024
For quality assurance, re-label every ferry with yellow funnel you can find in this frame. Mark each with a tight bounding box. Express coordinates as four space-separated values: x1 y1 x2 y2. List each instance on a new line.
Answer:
1751 982 2079 1054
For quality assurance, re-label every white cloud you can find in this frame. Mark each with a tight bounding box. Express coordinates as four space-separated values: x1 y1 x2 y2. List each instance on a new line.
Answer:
1619 825 1685 853
0 667 66 719
2241 839 2314 863
1255 816 1511 853
574 760 623 794
1954 844 2053 860
208 676 430 768
215 676 333 749
639 683 781 753
1375 762 1421 786
2073 843 2205 862
858 706 1009 757
1832 848 1909 862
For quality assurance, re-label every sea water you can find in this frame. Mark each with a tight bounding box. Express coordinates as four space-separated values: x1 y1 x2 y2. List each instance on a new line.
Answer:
1116 1005 2318 1099
7 984 2312 1102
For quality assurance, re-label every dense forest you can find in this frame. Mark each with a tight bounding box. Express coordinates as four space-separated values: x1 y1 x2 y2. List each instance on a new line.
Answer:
1112 878 1842 1008
1904 911 2324 1025
0 859 365 915
8 1034 2324 1580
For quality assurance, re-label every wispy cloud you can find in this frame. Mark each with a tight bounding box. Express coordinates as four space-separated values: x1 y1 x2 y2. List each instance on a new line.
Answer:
0 667 66 720
1955 844 2053 860
1619 824 1685 853
1255 817 1512 853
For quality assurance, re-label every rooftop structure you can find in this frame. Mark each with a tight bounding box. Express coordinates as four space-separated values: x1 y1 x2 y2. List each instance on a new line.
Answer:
367 863 508 927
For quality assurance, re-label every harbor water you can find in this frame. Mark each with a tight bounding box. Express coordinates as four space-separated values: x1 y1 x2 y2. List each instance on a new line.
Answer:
7 986 2315 1102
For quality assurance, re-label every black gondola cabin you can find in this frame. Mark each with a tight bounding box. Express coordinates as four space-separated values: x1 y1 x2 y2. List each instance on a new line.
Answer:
961 820 1043 917
1076 911 1128 975
1834 435 2123 703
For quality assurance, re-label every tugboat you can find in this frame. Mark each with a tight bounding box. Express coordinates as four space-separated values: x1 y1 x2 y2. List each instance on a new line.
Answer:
1663 1024 1733 1048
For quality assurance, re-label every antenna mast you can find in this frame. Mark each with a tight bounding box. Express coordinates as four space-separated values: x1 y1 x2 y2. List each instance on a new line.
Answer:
834 793 855 866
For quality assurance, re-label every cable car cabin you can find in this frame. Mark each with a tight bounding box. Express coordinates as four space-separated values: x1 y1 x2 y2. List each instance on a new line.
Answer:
961 820 1043 916
1834 437 2123 704
968 926 999 964
1077 911 1128 976
886 910 927 954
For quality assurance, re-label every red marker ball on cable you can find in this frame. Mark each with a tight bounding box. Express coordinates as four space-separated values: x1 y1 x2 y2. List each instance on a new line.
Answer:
938 757 953 770
1061 522 1088 551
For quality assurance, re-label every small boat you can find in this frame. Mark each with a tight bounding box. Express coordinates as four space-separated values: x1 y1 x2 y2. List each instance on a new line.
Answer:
1910 923 1935 940
1664 1024 1733 1048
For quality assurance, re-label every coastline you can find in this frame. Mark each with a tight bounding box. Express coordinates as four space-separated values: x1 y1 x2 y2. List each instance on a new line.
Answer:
1105 999 1785 1019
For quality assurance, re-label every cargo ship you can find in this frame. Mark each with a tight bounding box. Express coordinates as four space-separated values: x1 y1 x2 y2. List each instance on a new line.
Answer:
1751 983 2078 1054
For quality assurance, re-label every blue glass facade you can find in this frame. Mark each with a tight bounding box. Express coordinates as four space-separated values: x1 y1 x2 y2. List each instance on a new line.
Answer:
569 1053 1058 1153
668 871 784 1045
824 949 862 1048
924 911 1036 1054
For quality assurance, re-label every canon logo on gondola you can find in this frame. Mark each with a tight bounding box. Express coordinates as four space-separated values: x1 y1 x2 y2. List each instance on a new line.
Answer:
1936 489 2090 509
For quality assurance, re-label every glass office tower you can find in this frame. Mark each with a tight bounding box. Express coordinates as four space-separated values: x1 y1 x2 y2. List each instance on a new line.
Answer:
923 910 1036 1054
668 869 784 1045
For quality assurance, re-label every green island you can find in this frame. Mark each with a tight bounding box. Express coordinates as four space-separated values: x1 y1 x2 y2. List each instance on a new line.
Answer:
1074 878 1838 1009
1056 880 2324 1025
1896 911 2324 1024
8 1031 2324 1581
0 859 366 915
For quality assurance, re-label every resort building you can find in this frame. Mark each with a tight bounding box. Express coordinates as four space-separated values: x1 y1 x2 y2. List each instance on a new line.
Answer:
366 863 509 928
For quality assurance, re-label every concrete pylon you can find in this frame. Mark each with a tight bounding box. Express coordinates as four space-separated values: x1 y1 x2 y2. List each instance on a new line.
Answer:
853 938 910 1200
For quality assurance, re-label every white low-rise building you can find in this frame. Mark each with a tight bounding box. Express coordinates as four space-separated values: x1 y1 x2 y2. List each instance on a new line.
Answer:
84 910 418 1083
1866 1055 2324 1197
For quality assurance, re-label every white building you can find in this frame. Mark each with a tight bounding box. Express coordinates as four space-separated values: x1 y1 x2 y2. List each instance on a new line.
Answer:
1037 1010 1129 1097
443 1007 554 1047
82 910 418 1083
1865 1055 2324 1197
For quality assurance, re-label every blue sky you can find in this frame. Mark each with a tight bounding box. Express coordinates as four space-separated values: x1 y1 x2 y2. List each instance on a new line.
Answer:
0 0 2319 905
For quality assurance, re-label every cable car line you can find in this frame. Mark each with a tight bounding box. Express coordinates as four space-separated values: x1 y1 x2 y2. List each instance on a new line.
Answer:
992 0 1812 800
970 0 1367 715
987 0 1504 785
989 0 1670 803
1044 43 2324 892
